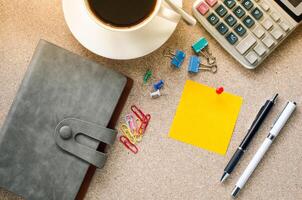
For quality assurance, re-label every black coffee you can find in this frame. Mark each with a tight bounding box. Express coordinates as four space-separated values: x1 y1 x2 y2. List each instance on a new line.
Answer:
87 0 157 28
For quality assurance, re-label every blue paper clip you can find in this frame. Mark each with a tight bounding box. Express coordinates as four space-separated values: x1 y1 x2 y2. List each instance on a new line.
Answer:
192 37 209 54
153 80 164 91
164 49 186 68
188 56 217 74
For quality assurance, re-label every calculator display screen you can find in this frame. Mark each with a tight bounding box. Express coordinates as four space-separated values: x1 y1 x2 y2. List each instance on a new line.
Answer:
277 0 302 22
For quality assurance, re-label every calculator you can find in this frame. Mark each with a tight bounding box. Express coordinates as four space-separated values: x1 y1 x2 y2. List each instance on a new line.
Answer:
192 0 302 69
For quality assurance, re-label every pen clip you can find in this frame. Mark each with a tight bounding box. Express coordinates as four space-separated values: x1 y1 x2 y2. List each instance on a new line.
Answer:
271 102 290 129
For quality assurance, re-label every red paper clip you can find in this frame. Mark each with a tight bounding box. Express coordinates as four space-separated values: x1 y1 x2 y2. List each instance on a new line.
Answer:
131 105 151 135
131 105 148 122
138 114 151 135
119 136 138 154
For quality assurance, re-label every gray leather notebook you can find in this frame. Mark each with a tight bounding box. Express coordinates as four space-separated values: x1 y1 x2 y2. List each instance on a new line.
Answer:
0 40 128 200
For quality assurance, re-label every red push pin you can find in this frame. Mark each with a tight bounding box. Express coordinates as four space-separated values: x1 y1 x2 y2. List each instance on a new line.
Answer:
216 87 224 95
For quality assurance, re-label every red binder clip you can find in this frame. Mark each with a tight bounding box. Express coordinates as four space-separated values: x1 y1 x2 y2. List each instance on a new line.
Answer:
119 136 138 154
131 105 151 135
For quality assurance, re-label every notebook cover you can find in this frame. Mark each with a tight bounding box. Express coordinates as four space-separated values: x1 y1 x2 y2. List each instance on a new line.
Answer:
0 40 129 200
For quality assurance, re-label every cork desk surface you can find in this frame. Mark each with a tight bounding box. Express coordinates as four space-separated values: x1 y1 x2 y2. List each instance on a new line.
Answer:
0 0 301 200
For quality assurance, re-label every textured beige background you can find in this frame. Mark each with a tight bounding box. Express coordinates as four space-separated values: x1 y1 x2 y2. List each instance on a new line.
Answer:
0 0 302 200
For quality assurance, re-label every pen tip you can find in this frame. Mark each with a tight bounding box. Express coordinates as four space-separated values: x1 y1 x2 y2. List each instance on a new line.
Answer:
220 172 229 183
272 94 278 102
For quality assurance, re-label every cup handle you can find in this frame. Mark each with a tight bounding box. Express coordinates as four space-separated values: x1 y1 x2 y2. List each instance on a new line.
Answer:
157 5 181 24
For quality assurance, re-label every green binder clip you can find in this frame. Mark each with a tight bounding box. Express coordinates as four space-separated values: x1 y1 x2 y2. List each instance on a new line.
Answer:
192 37 209 54
192 37 216 65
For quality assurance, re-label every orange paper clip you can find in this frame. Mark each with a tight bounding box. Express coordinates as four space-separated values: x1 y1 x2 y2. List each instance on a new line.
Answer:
138 114 151 135
119 136 138 154
131 105 151 135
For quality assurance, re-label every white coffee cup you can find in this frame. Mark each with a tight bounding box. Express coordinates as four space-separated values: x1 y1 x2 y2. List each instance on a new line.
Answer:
83 0 180 32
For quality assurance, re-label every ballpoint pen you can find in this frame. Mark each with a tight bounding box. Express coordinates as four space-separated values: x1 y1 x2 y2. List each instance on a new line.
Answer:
220 94 278 183
231 101 297 198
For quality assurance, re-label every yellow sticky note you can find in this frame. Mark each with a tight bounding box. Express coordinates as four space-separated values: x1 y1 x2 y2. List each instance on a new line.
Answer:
169 80 243 155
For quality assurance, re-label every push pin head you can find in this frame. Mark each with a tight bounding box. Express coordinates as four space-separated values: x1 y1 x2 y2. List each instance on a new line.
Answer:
153 80 165 91
216 87 224 95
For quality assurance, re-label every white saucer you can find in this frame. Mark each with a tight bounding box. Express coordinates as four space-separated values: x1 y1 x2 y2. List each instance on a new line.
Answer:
62 0 182 60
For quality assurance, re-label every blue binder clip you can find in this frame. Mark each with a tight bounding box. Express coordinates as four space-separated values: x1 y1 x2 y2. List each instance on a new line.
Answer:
188 56 201 73
164 48 186 68
153 80 164 91
188 56 217 74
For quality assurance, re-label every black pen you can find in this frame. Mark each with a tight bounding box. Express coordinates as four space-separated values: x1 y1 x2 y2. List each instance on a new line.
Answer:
220 94 278 183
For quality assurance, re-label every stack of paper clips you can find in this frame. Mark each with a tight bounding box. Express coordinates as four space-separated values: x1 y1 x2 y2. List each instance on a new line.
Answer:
119 105 151 154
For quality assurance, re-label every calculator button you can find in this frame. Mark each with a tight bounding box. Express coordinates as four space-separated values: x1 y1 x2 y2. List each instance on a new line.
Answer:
254 43 266 56
262 18 273 30
216 22 229 35
260 2 270 12
271 28 283 40
262 35 275 48
242 0 254 10
280 21 290 32
235 24 247 37
225 14 237 27
207 13 220 25
234 6 246 18
197 2 209 15
253 26 265 38
236 34 257 54
271 12 280 22
205 0 217 7
226 32 238 44
215 5 228 17
251 7 263 20
224 0 236 9
245 51 258 64
243 16 255 28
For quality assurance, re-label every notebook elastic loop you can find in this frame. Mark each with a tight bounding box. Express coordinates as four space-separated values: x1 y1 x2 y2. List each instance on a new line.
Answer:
54 118 117 168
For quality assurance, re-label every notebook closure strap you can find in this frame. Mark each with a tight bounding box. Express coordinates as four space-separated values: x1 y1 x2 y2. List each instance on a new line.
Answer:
54 118 117 168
